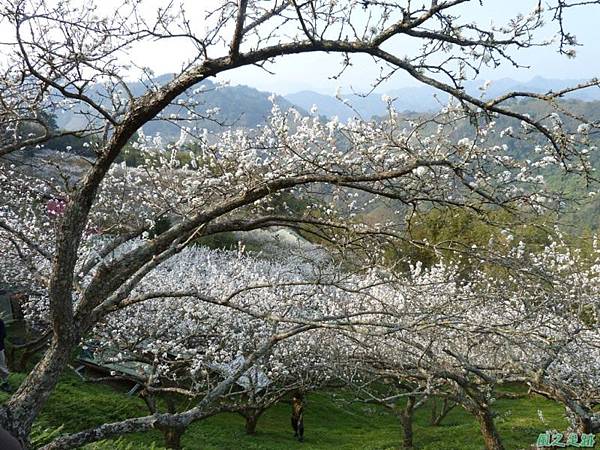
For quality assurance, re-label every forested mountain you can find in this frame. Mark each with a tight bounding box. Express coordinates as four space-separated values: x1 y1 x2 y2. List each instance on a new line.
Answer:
52 75 600 136
52 74 600 139
54 75 303 140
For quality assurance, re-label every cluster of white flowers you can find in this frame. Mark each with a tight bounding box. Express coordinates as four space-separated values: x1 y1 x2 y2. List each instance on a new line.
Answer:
1 98 597 432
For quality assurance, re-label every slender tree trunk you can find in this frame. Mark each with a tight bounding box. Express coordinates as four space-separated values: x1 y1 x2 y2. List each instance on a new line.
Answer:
430 398 455 426
158 396 186 449
400 413 414 449
240 409 264 435
160 425 185 450
140 390 187 449
430 398 437 425
400 396 416 449
245 414 259 435
475 408 504 450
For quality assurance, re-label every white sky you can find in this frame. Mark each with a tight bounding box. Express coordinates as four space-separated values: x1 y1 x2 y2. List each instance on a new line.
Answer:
130 0 600 94
1 0 599 95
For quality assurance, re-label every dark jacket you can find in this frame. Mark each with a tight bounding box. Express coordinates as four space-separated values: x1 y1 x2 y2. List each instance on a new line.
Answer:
0 426 22 450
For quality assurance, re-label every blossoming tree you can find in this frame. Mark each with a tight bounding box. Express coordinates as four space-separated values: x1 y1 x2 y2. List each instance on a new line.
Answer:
1 0 600 448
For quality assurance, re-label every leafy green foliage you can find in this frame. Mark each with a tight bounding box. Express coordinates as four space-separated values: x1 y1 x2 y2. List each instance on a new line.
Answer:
384 206 552 273
30 423 64 448
84 438 163 450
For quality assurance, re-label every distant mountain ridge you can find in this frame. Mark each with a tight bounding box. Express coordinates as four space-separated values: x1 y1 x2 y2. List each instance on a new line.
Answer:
285 77 600 121
55 75 303 140
53 75 600 138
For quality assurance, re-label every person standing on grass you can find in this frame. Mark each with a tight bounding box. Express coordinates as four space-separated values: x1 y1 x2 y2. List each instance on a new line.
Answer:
291 392 305 442
0 316 11 392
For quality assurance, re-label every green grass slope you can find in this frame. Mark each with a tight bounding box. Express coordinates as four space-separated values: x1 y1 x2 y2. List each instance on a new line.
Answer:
0 373 573 449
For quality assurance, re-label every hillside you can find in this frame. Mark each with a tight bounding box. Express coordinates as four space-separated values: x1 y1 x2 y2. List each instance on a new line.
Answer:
2 372 568 450
54 76 304 141
286 76 600 121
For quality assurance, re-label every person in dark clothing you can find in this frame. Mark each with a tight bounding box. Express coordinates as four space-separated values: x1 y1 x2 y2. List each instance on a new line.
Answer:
0 318 11 392
0 426 22 450
291 392 304 442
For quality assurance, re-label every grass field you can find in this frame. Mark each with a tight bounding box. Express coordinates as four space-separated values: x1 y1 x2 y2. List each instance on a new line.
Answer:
0 372 575 449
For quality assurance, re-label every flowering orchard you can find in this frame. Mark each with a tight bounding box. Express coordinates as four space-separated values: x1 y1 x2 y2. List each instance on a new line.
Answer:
2 1 600 449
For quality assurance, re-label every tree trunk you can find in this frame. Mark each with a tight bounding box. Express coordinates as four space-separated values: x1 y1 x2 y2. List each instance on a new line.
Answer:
475 408 504 450
157 396 186 449
430 398 455 426
2 337 74 443
400 413 414 449
240 409 264 435
400 396 416 449
161 425 185 450
574 416 593 435
565 406 596 435
245 415 259 435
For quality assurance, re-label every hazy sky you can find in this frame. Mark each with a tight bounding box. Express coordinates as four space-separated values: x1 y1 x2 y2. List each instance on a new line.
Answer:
2 0 599 95
126 0 600 94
